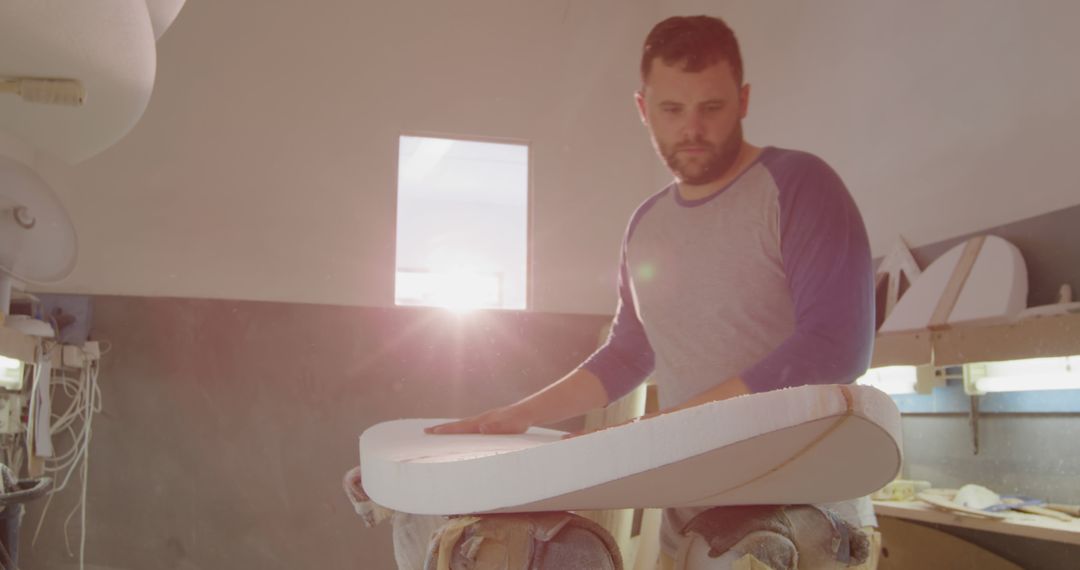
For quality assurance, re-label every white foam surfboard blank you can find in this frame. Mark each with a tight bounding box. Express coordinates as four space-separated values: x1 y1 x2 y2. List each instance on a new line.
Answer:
359 384 902 516
880 236 1027 333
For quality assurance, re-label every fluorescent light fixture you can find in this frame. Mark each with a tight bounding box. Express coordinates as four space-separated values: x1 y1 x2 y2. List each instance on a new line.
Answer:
856 366 919 395
0 355 24 391
965 356 1080 394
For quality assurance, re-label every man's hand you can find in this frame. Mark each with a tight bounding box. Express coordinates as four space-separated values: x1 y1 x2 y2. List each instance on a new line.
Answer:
342 464 395 527
342 465 368 503
424 405 532 435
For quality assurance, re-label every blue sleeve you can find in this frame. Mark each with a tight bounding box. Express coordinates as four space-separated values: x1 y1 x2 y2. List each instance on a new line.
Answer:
740 153 875 393
579 241 655 403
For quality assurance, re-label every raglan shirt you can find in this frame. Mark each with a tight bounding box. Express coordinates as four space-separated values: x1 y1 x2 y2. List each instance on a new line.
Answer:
578 146 877 552
581 146 874 408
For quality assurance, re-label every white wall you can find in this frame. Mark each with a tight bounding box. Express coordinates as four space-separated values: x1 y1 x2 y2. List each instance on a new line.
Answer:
36 0 662 315
34 1 1080 314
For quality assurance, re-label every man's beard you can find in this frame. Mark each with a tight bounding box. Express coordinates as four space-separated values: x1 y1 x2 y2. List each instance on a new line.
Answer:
659 122 743 186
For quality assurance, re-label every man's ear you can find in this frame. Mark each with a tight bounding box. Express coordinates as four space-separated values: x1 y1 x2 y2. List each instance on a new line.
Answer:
635 90 648 125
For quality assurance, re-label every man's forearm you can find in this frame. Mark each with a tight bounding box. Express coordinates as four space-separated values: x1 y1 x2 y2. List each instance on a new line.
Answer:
511 367 610 427
664 376 750 414
565 376 751 438
425 367 610 435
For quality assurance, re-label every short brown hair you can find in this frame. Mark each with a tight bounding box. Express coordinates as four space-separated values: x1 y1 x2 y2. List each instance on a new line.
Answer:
640 16 744 85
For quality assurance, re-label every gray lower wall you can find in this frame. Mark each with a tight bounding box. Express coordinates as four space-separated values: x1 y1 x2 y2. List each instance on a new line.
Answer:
901 415 1080 504
19 296 609 570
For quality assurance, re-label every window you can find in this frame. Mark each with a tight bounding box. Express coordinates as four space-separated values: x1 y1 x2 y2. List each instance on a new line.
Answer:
395 135 529 311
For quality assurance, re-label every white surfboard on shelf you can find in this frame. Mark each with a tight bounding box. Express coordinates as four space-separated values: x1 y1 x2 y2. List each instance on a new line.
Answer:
879 235 1027 334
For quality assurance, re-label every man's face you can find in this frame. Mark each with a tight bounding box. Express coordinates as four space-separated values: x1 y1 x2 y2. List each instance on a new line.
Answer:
636 58 749 186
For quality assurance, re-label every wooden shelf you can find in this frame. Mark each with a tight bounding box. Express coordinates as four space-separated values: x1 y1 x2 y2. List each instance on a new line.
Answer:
872 312 1080 367
0 324 37 362
874 501 1080 546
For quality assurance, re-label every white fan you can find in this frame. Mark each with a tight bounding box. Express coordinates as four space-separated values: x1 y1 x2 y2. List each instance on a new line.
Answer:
0 152 77 337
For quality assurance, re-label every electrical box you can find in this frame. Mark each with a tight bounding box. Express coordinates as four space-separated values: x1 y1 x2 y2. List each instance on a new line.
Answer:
58 341 101 369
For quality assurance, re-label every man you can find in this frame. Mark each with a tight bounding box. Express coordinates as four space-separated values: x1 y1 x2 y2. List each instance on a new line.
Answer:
428 15 876 568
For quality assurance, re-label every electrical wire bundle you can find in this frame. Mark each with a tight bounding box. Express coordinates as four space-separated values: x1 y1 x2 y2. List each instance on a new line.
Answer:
28 342 105 570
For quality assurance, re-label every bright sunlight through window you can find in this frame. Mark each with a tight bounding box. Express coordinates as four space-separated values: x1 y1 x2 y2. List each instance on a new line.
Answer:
395 135 529 311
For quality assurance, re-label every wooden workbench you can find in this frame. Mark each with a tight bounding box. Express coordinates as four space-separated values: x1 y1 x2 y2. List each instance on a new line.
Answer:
874 501 1080 546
